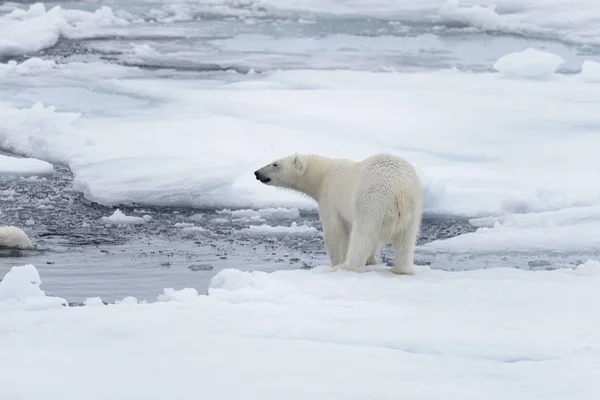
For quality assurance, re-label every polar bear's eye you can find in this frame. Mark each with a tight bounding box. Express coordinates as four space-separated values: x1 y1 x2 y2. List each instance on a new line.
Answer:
272 163 279 167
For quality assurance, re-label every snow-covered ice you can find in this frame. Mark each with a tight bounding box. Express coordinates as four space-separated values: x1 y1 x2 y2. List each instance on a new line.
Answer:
1 47 599 254
422 205 600 253
1 0 600 396
0 3 128 58
0 57 57 78
2 63 599 218
580 60 600 82
2 262 600 398
218 207 301 221
493 48 565 79
0 264 66 310
238 222 319 237
3 1 600 51
181 225 207 233
101 209 149 225
0 154 53 176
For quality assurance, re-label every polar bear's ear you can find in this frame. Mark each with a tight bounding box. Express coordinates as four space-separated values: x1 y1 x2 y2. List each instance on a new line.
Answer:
293 154 306 174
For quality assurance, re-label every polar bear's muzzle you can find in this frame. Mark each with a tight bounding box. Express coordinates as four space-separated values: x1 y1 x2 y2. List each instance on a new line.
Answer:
254 170 271 183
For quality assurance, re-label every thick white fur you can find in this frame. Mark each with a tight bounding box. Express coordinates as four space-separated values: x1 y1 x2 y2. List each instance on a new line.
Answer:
0 226 34 249
254 153 423 274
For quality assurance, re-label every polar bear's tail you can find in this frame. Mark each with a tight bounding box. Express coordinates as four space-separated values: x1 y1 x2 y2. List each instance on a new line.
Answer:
0 226 35 249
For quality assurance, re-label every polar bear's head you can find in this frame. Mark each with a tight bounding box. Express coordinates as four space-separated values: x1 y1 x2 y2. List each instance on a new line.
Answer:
254 154 307 189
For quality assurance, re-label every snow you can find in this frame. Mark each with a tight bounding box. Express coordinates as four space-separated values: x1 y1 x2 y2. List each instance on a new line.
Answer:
422 205 600 253
157 287 199 302
2 262 600 398
580 60 600 82
0 264 66 310
0 3 128 58
101 209 149 225
493 48 565 79
181 226 208 233
0 57 57 78
217 207 301 222
238 222 319 237
2 49 600 254
1 2 599 395
173 222 195 227
2 59 599 220
0 154 53 176
83 297 105 307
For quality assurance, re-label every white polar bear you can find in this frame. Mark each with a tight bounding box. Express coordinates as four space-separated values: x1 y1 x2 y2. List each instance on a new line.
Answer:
254 153 423 274
0 226 34 249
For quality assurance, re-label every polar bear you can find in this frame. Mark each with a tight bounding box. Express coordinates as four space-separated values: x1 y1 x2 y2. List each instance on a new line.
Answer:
254 153 423 274
0 226 34 249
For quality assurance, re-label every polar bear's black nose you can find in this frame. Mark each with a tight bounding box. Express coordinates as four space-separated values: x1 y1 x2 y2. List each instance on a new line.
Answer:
254 170 271 183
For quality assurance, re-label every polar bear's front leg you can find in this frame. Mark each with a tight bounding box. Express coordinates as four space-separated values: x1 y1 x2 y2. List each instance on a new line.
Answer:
320 212 349 267
334 214 381 273
366 244 382 265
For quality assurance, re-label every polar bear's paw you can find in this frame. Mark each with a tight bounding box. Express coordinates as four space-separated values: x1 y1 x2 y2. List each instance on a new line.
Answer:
390 264 415 275
332 262 365 273
366 255 378 265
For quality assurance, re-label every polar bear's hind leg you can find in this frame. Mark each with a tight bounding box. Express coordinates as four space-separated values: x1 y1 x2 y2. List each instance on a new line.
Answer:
390 218 420 275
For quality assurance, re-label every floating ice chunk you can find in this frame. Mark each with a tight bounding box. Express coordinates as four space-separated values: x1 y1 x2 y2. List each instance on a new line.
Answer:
0 4 61 58
217 208 262 220
0 4 129 58
438 0 501 31
129 43 160 57
0 58 57 78
0 264 66 310
174 222 195 228
423 208 600 253
580 60 600 82
118 296 138 305
238 222 318 237
101 209 148 225
0 102 87 165
84 297 105 307
0 154 53 177
157 287 199 302
72 157 241 209
258 207 301 220
181 226 207 233
217 207 301 221
188 213 204 222
0 226 34 249
493 48 565 79
470 205 600 229
0 265 41 301
572 260 600 276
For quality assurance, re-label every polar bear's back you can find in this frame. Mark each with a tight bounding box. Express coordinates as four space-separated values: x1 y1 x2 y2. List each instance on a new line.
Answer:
358 153 421 193
354 153 423 221
0 226 34 249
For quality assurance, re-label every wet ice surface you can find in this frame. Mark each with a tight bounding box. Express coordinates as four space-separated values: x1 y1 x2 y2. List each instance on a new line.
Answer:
0 160 475 303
